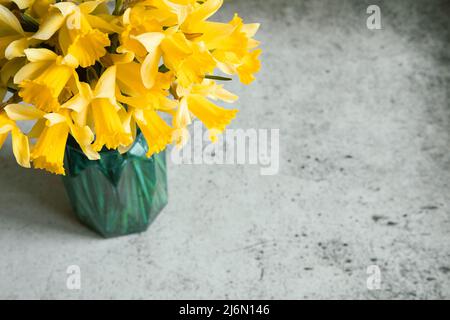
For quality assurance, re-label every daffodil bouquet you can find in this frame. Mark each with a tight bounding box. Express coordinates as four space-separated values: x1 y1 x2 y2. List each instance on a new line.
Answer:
0 0 261 175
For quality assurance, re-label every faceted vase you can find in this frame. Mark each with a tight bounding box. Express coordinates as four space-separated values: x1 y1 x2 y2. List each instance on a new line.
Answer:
62 133 168 238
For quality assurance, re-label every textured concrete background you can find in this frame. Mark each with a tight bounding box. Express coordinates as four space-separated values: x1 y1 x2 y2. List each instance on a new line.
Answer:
1 0 450 299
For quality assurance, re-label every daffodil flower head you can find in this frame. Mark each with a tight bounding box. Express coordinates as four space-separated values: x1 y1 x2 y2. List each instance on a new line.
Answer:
134 108 174 157
31 119 70 175
90 66 133 151
33 1 113 67
17 50 78 113
186 93 237 142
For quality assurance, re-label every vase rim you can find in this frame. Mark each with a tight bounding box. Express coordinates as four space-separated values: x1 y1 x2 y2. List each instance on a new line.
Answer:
66 131 144 156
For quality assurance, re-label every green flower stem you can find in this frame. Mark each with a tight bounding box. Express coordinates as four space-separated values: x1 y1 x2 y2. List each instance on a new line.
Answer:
113 0 124 15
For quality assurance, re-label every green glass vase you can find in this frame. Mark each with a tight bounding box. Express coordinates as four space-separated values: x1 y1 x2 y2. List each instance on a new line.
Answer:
62 133 168 238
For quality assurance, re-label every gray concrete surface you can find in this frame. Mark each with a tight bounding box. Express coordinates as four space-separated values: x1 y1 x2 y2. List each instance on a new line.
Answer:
1 0 450 299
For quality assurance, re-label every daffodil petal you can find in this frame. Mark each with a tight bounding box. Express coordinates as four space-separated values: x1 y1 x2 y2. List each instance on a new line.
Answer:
70 123 100 160
11 128 30 168
141 48 161 89
184 0 223 28
24 48 58 62
32 11 65 40
241 23 260 38
53 2 77 17
44 113 67 126
12 0 33 10
86 14 122 33
214 87 238 103
4 104 45 120
94 65 116 100
173 96 192 129
79 0 104 14
14 61 49 83
5 38 29 60
1 57 25 84
0 124 14 135
0 113 14 134
133 32 165 52
109 51 135 64
122 7 131 25
61 54 79 68
61 83 92 113
160 0 189 25
28 119 46 139
215 60 237 75
0 4 25 35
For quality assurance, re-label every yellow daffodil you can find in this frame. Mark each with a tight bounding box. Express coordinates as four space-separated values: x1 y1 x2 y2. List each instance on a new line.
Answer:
16 49 78 112
161 32 216 87
134 108 174 157
115 60 176 156
186 93 237 142
236 48 262 85
176 80 238 142
31 115 69 175
119 5 165 59
33 1 115 68
91 98 132 151
62 65 133 151
202 14 261 84
128 28 216 88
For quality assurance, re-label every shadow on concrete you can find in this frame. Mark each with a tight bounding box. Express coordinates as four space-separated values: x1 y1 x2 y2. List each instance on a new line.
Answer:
0 153 99 239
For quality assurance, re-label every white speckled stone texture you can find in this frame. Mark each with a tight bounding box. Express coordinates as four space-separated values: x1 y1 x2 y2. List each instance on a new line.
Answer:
1 0 450 299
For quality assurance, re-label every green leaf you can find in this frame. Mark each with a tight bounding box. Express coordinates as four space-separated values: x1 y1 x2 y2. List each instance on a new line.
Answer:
204 75 232 81
113 0 124 16
86 67 99 83
20 13 39 32
158 64 170 73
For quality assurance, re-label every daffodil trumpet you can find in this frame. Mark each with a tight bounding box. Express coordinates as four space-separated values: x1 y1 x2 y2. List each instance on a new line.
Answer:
0 0 261 175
